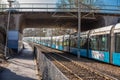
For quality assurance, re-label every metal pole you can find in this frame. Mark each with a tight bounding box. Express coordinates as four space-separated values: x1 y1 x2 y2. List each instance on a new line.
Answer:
51 29 53 47
5 10 11 58
77 0 81 59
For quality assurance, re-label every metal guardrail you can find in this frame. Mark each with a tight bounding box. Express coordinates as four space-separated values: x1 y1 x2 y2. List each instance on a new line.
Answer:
0 3 120 13
34 46 69 80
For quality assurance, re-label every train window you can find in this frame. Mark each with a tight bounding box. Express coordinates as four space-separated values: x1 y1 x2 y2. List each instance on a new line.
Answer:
59 40 62 46
80 37 87 49
63 39 69 46
74 38 77 48
63 40 67 46
66 39 69 46
90 35 108 51
80 37 88 49
99 35 108 51
115 33 120 53
53 40 56 44
90 36 99 50
70 38 77 48
56 40 59 46
70 39 74 47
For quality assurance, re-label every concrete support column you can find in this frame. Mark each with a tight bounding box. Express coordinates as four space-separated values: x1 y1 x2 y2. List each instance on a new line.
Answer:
0 15 5 28
103 16 119 26
13 14 22 31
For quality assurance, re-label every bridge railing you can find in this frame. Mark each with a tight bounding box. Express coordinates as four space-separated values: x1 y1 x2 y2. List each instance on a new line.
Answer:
0 3 120 13
0 3 77 12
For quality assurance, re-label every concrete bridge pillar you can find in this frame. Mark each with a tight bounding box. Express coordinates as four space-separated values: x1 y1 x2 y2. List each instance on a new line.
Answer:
8 14 22 31
103 16 119 26
0 15 5 28
14 14 22 31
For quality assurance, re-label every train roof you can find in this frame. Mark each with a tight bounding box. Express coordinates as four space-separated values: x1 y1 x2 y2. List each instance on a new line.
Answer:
90 25 113 36
80 31 89 37
89 23 120 36
114 23 120 33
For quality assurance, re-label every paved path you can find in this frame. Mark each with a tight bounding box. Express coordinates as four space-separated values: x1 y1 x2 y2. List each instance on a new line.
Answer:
0 42 38 80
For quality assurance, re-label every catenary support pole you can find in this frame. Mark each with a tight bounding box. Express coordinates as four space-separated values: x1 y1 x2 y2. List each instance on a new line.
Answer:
5 10 11 58
77 0 81 59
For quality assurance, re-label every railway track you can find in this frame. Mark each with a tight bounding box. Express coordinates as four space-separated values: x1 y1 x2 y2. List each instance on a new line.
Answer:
37 45 117 80
44 52 82 80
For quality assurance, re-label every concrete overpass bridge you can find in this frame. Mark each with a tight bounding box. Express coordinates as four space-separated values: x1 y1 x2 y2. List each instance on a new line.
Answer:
0 2 120 53
0 2 120 32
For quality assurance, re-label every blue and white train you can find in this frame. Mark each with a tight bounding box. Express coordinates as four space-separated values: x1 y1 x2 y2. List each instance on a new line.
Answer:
28 23 120 66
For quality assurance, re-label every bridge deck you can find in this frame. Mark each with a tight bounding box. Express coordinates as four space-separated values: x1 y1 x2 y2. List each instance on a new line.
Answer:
0 42 38 80
0 3 120 14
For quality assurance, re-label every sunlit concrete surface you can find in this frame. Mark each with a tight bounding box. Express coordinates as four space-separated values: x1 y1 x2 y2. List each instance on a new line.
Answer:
0 42 38 80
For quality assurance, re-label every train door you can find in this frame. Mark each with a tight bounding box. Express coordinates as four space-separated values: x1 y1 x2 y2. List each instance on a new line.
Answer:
113 33 120 66
59 38 63 50
52 39 56 49
80 37 88 57
63 35 70 52
89 35 109 63
56 38 59 49
64 39 69 52
70 37 78 55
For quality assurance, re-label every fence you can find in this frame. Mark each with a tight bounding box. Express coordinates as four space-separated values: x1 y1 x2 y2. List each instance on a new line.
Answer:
34 46 69 80
0 43 16 59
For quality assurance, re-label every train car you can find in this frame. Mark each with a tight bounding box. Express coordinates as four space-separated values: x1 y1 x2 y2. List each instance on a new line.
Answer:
70 32 88 57
79 23 120 66
65 23 120 66
88 25 113 63
32 23 120 66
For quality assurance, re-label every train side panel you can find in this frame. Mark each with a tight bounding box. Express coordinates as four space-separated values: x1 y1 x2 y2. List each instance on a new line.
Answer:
70 47 78 55
89 50 110 63
52 44 56 49
113 53 120 66
58 45 64 50
64 46 69 52
80 49 88 57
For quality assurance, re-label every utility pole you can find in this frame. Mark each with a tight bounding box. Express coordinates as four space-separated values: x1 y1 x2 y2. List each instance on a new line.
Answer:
5 0 14 58
77 0 81 59
51 29 53 47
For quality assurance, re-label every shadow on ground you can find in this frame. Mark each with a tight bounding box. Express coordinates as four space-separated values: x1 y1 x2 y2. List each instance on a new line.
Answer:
0 68 36 80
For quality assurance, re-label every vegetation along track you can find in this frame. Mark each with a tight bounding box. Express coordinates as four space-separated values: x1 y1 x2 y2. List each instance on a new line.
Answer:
37 45 117 80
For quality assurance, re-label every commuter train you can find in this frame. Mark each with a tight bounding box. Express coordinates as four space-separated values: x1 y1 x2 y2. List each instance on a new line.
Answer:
27 23 120 66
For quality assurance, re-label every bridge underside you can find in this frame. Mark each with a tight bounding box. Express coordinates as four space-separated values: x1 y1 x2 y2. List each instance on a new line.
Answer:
22 12 119 32
0 12 120 33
